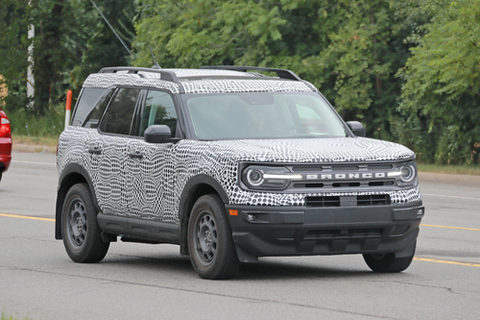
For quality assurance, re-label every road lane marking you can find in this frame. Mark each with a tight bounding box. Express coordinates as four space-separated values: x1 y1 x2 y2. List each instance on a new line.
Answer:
422 193 479 201
421 224 480 232
3 214 479 270
0 213 54 222
414 257 480 268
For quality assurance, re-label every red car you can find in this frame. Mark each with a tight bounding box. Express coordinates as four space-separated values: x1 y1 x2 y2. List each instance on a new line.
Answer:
0 107 12 182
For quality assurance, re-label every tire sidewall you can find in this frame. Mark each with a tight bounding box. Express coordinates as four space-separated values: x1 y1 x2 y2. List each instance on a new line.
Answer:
61 183 108 263
187 194 239 279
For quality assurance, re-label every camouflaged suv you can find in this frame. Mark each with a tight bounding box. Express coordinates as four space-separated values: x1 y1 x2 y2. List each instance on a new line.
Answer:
55 66 424 279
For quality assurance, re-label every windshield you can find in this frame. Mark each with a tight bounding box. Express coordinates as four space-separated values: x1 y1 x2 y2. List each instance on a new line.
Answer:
183 92 348 140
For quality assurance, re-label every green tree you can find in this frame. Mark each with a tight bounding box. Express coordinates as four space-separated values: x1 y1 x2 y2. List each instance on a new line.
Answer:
1 0 136 116
31 0 69 116
31 0 136 114
398 0 480 164
303 0 420 139
134 0 419 139
73 0 136 87
0 0 29 111
134 0 290 67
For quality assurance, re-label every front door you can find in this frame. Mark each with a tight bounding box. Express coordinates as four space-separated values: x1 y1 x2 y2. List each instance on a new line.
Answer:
124 90 179 221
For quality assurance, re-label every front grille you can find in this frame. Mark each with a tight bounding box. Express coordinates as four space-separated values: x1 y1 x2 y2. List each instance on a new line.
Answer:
289 162 397 191
305 195 390 207
332 182 361 188
305 228 384 239
368 181 394 187
293 183 325 188
305 196 340 207
357 195 390 206
291 163 394 172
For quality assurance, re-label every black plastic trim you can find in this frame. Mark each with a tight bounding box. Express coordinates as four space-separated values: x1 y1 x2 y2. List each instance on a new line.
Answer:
55 163 99 240
226 201 424 262
99 66 180 83
97 214 180 244
178 174 230 255
200 65 302 81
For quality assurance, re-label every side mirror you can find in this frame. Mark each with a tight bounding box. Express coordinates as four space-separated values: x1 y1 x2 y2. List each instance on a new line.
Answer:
144 125 179 143
346 121 366 137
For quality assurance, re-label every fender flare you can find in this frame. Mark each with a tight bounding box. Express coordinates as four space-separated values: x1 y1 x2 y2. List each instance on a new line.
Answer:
178 174 229 254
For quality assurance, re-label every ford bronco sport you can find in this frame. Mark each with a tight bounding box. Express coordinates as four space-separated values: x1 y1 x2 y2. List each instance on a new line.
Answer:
55 66 424 279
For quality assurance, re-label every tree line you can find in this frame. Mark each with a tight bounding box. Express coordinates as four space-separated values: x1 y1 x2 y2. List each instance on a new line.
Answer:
1 0 479 165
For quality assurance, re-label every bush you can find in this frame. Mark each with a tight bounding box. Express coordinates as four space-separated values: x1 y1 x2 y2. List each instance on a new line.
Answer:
390 114 437 164
4 103 64 138
436 125 475 165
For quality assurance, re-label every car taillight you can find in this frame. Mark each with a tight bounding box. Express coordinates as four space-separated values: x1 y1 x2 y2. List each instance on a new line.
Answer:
0 111 11 138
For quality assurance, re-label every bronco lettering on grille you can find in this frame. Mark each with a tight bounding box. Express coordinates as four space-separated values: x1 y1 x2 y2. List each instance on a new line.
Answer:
308 173 388 180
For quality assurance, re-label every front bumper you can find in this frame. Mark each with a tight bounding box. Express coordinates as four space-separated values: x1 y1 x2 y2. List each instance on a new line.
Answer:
226 201 424 262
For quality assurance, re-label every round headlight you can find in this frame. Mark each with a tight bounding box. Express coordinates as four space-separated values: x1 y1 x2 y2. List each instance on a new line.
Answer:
399 163 416 184
245 168 264 187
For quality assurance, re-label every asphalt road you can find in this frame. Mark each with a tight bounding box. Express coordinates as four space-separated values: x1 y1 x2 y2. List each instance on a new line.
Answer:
1 152 479 320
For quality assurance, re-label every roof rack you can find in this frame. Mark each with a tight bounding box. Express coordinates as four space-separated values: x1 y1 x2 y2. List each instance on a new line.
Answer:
99 67 180 83
199 66 302 81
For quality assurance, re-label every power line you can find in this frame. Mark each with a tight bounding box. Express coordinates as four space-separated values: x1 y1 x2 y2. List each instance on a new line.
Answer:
89 0 132 55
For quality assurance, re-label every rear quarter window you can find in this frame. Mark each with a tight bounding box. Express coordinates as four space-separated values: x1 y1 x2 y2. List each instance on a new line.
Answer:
70 88 110 127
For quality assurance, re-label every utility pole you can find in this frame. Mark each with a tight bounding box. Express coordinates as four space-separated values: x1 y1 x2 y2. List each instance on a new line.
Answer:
27 3 34 107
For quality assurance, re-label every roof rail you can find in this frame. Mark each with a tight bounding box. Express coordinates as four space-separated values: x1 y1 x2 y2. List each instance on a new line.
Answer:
200 65 302 81
99 67 180 83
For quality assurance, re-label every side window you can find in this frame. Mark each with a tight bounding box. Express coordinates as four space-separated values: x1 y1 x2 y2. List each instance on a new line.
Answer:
140 90 177 137
83 88 114 128
100 88 141 135
70 88 107 127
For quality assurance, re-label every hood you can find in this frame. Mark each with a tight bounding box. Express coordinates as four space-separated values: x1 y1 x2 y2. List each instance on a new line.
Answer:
197 137 415 163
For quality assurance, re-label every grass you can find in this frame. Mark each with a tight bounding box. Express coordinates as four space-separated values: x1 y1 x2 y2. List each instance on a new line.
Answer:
4 105 64 138
1 313 31 320
418 163 480 176
12 134 58 148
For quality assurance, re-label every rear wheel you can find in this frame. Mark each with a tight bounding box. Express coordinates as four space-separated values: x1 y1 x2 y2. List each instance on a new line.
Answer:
363 243 416 273
188 194 240 279
61 183 109 263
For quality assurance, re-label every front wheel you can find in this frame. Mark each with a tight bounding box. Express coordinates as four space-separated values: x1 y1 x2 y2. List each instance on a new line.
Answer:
61 183 109 263
363 244 416 273
188 194 240 279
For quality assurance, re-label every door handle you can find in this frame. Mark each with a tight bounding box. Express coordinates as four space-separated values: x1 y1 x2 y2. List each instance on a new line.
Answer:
88 147 102 154
128 152 144 159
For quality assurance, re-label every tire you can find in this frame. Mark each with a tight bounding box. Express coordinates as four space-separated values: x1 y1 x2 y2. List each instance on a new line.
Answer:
188 194 240 279
363 243 416 273
61 183 109 263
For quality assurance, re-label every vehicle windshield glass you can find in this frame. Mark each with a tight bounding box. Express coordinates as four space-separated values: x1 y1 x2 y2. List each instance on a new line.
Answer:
182 92 348 140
